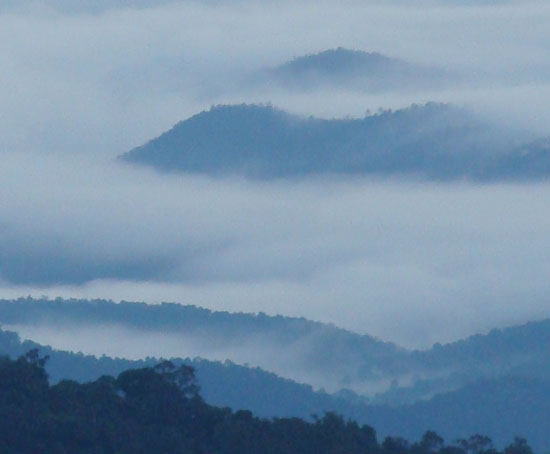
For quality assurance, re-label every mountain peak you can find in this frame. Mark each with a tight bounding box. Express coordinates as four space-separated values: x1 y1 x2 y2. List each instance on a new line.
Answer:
120 102 520 179
280 47 392 74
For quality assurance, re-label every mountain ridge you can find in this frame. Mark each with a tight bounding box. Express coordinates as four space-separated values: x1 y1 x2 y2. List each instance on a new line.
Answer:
0 323 548 451
259 47 454 92
122 102 531 179
3 297 550 407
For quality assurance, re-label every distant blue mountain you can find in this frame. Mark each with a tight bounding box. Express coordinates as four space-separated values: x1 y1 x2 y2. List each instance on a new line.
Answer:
0 298 405 394
481 138 550 180
261 48 454 92
4 297 550 409
121 102 530 179
377 318 550 406
361 376 550 452
0 327 366 422
2 314 550 451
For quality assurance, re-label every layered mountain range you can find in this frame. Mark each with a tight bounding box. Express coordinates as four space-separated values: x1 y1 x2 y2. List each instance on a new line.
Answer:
2 298 550 450
256 47 455 92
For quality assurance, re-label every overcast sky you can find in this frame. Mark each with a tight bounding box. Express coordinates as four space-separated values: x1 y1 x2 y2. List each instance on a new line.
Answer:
2 0 550 349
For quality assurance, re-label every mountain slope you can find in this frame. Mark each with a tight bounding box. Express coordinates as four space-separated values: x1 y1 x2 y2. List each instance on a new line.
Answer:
0 325 547 451
481 138 550 180
261 48 453 92
4 297 550 406
0 298 405 394
0 327 369 420
121 103 522 179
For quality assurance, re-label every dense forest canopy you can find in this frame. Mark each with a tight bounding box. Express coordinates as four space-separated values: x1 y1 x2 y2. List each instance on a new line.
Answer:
121 103 546 180
3 299 550 451
0 351 535 454
5 297 550 404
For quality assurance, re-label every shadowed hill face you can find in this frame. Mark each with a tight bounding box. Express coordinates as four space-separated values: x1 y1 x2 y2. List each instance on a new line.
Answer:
5 298 550 407
121 103 524 179
363 376 550 453
0 327 368 422
374 319 550 406
0 324 548 452
275 48 403 77
481 138 550 180
0 298 406 393
262 47 454 91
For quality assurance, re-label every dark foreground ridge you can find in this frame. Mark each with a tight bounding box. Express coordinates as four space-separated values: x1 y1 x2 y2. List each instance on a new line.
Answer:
0 351 534 454
3 299 550 450
121 103 546 180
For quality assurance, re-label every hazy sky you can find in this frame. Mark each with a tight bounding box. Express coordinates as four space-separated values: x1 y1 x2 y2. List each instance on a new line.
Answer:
2 0 550 349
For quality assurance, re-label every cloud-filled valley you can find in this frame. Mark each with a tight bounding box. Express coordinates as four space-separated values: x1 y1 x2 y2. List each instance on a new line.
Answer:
3 151 550 348
2 0 550 349
4 2 550 451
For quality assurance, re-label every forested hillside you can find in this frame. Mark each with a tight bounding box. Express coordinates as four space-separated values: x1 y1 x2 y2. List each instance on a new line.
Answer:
260 47 453 92
0 297 405 394
0 352 534 454
3 299 550 450
5 298 550 404
0 327 371 422
122 103 530 179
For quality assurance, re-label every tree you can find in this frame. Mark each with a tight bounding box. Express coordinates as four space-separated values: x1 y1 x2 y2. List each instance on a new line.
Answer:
504 438 533 454
383 436 410 454
154 360 199 398
418 431 444 453
457 434 494 454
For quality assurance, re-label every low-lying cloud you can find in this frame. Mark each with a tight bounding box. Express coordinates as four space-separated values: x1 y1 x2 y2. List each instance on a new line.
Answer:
3 0 550 350
2 154 550 348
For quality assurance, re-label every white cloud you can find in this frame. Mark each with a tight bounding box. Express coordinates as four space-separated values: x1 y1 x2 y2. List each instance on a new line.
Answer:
2 0 550 351
2 154 550 347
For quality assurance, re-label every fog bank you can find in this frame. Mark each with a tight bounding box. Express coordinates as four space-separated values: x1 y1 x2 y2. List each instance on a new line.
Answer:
2 155 550 347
